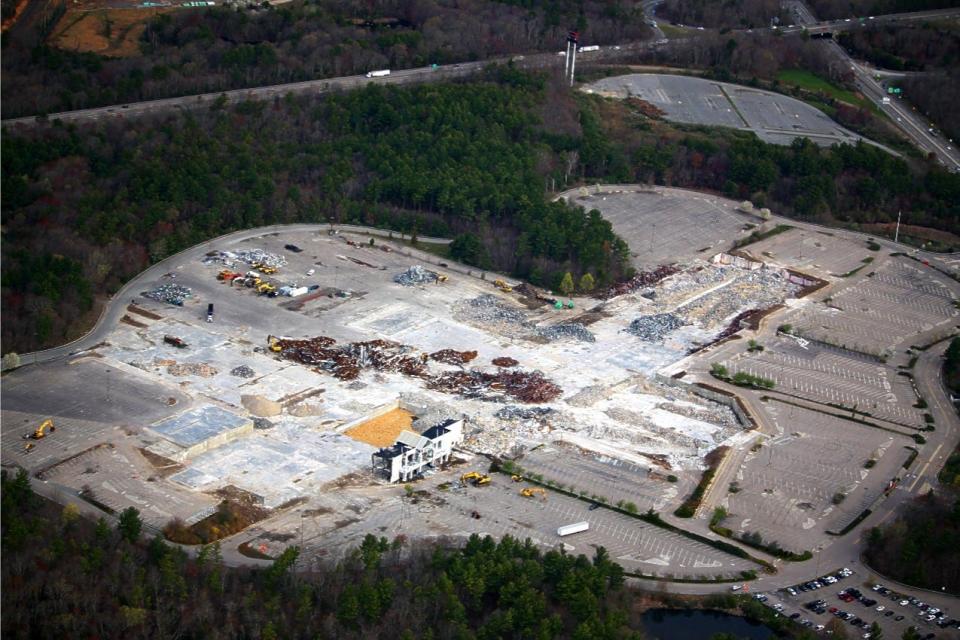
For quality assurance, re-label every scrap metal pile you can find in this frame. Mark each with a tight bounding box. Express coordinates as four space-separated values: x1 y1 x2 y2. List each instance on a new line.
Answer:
203 249 287 269
142 284 192 306
625 313 685 342
456 295 594 342
492 357 519 367
430 349 478 366
393 265 440 286
231 365 255 378
602 264 680 299
270 336 561 403
426 369 561 403
272 337 427 381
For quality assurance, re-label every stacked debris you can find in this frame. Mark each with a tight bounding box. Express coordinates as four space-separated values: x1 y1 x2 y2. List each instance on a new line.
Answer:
538 323 595 343
167 362 218 377
457 294 531 328
492 357 519 367
673 268 796 329
495 406 554 421
393 265 440 286
427 369 562 404
203 249 287 269
603 264 680 299
231 365 255 378
625 313 684 342
430 349 478 366
271 335 562 403
253 418 274 430
142 284 192 306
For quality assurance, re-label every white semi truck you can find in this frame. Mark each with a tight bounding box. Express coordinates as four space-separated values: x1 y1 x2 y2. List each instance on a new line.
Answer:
557 521 590 536
366 69 391 78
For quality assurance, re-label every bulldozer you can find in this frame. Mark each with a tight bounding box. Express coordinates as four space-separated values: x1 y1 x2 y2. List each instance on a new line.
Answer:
520 487 546 498
493 279 513 292
257 282 277 295
460 471 491 487
24 419 55 440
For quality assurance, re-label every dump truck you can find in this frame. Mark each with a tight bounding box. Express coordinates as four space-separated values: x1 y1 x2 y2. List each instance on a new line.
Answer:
494 279 513 292
366 69 391 78
557 521 589 537
24 419 55 440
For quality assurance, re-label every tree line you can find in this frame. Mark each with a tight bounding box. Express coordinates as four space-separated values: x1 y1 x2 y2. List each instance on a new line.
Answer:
2 469 640 639
864 490 960 593
1 0 651 118
1 69 630 353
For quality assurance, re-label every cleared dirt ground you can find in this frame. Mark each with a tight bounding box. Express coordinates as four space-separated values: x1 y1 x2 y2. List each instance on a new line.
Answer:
51 7 167 57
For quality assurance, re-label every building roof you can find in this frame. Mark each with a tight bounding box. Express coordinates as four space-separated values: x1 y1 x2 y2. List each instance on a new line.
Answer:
396 430 430 450
422 418 458 440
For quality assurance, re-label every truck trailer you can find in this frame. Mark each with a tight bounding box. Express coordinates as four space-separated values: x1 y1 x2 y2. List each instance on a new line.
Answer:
366 69 391 78
557 521 589 537
578 45 600 52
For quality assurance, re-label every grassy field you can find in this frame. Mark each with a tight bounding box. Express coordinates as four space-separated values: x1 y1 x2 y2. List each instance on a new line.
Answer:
658 23 691 39
776 69 874 111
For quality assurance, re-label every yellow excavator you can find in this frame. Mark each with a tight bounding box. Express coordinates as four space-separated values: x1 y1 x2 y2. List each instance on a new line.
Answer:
521 487 546 498
511 474 523 482
253 263 278 275
494 279 513 292
24 419 55 440
267 335 284 352
257 282 276 295
436 274 448 284
461 471 491 486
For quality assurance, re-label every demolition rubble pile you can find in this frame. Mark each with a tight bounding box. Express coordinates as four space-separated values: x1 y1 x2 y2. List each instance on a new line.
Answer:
426 369 562 403
142 284 192 306
625 313 685 342
167 362 218 377
603 264 681 299
495 406 555 421
492 357 519 367
394 265 440 286
203 249 287 269
673 267 797 329
656 400 739 429
539 323 596 343
456 295 594 342
456 294 532 333
230 365 255 378
430 349 478 366
271 336 562 403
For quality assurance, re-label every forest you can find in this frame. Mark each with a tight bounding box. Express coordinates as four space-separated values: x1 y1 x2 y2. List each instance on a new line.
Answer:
656 0 784 29
864 490 960 593
4 67 959 354
804 0 960 21
0 470 641 639
1 0 651 118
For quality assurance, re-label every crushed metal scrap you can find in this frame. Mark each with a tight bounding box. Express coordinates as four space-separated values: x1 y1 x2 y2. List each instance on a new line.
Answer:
270 336 560 403
602 264 681 299
429 349 478 366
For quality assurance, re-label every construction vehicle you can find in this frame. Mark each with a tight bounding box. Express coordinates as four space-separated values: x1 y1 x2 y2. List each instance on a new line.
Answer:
436 274 448 284
521 487 546 498
511 474 523 482
207 303 214 323
24 419 55 440
460 471 491 486
257 283 276 295
217 269 242 281
494 279 513 292
23 442 35 454
163 335 189 348
267 335 284 352
253 263 278 275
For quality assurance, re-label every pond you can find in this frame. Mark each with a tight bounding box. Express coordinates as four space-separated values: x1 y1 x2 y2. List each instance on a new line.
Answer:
641 608 776 640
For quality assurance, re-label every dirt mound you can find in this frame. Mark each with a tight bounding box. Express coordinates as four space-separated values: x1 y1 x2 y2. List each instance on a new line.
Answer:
242 394 282 417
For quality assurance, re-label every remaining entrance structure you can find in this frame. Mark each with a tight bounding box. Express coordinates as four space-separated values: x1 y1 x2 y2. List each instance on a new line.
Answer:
371 418 463 483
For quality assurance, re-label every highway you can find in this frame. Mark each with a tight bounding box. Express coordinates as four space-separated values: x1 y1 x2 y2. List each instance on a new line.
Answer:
783 1 960 172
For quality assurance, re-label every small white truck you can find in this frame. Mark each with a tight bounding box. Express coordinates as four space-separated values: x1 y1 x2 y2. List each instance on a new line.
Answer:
366 69 391 78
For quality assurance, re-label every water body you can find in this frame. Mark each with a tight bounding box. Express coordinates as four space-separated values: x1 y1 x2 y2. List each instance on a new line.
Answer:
641 608 775 640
